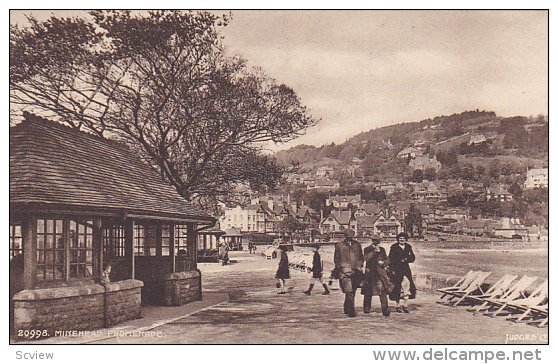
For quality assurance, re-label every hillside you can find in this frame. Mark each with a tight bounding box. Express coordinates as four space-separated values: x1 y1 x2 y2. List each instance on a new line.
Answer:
275 110 548 174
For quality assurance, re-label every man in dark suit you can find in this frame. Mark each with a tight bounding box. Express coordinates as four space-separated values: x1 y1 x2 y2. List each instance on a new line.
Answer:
334 229 364 317
362 235 393 316
388 232 416 313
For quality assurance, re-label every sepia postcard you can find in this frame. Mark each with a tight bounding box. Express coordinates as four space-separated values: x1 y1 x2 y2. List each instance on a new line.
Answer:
8 9 549 350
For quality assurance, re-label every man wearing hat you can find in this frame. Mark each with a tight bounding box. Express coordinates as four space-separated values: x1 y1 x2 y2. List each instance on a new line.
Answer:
362 235 394 316
388 232 417 313
334 228 364 317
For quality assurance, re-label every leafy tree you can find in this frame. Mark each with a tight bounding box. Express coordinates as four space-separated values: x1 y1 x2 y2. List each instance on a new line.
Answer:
280 215 307 236
10 11 317 205
423 167 437 181
410 169 424 183
404 204 423 237
508 182 523 199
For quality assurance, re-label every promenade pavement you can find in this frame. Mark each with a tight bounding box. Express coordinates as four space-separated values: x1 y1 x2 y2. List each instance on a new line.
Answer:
88 251 548 344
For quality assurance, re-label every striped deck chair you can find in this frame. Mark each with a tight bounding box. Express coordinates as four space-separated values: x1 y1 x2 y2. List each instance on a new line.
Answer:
446 271 493 306
462 274 518 307
437 270 479 300
474 275 537 315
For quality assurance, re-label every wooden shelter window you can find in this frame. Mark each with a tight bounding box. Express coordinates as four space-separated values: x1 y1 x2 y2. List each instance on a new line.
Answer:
36 219 64 281
134 224 146 256
161 225 171 256
103 225 126 258
69 220 93 278
9 223 23 261
175 224 189 258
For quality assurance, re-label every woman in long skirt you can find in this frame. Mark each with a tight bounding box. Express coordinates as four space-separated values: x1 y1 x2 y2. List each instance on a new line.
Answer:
275 246 290 294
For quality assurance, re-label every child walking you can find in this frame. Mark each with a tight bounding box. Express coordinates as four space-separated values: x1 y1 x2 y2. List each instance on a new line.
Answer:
304 245 330 295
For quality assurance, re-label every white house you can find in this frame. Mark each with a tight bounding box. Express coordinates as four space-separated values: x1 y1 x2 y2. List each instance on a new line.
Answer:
326 194 362 209
397 147 422 160
524 168 548 189
316 166 335 178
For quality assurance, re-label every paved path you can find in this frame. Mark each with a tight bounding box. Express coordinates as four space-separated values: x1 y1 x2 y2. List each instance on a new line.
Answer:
98 252 548 344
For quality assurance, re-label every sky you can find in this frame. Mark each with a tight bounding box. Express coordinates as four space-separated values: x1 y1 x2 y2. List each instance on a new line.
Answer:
11 10 548 151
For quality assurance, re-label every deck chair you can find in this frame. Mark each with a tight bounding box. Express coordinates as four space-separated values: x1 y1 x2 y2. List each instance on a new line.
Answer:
459 274 518 307
437 270 479 300
445 271 493 306
474 275 537 315
503 279 547 320
532 306 548 327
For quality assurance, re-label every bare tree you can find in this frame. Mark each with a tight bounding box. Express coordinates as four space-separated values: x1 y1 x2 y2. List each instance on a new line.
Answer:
11 10 318 205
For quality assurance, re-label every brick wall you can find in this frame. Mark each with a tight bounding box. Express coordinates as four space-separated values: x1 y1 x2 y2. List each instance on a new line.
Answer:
163 270 202 306
12 279 143 338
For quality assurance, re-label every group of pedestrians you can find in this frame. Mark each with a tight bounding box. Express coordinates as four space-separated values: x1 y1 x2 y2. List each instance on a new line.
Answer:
274 229 416 317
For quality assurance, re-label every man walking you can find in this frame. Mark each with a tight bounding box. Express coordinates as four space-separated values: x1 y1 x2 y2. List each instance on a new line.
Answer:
362 235 393 316
389 232 417 313
304 245 330 295
334 229 364 317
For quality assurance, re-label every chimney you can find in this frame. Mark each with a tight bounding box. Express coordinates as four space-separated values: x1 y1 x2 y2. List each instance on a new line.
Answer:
268 197 274 211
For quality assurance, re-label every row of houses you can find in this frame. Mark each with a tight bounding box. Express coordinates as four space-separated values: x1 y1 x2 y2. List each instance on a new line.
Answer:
219 196 318 234
319 209 403 237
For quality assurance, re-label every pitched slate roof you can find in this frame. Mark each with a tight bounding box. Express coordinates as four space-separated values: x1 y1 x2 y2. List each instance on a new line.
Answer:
10 113 213 222
329 210 354 225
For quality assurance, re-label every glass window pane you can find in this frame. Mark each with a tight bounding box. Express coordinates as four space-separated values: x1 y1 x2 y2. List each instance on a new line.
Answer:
56 236 65 249
37 219 45 233
46 235 53 249
46 220 54 234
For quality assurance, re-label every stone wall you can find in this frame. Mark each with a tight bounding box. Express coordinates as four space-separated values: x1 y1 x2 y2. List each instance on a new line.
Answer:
163 270 202 306
12 279 143 338
105 280 144 326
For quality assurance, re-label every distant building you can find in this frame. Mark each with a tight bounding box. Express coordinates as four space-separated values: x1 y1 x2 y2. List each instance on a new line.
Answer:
315 166 335 178
524 168 548 189
397 147 422 160
493 217 528 239
411 182 448 202
355 215 376 236
485 184 513 202
469 134 487 145
354 202 382 217
408 155 442 171
220 205 262 232
319 211 357 234
326 194 362 209
371 210 403 237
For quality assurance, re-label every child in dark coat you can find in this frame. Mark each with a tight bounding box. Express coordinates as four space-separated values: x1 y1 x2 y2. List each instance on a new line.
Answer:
304 245 330 295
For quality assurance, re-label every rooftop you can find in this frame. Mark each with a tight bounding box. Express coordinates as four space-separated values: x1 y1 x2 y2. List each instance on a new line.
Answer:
10 113 213 222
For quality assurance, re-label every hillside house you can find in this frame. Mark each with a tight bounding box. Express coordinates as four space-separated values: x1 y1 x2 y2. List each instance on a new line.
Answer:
319 211 357 234
315 166 335 178
408 155 442 171
397 147 422 160
485 185 513 202
524 168 548 189
326 194 362 209
354 202 382 217
469 134 487 145
371 211 403 237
